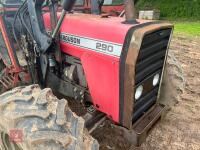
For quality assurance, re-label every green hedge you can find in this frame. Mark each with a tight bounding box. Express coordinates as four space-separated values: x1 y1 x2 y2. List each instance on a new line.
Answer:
136 0 200 20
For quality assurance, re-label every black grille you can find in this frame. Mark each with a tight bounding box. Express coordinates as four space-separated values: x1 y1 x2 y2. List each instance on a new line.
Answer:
133 28 172 122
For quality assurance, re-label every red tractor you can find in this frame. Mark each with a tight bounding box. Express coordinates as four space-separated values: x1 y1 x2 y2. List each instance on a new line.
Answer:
74 0 124 15
0 0 173 149
74 0 139 17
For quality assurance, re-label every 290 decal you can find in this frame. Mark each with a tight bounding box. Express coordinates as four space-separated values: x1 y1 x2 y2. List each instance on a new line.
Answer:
96 42 114 53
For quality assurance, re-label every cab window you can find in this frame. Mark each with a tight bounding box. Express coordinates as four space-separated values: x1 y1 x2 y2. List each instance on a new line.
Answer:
103 0 123 5
75 0 84 6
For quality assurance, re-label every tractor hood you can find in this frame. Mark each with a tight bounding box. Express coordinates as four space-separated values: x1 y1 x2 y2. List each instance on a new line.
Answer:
44 13 150 60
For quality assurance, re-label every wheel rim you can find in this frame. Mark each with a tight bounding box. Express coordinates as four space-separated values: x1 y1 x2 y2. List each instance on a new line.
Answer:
1 132 21 150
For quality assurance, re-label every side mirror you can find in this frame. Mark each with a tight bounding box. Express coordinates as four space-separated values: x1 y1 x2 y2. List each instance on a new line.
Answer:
62 0 76 11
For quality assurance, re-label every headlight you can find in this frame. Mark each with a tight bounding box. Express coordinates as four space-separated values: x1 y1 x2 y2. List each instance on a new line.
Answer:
153 74 160 86
135 85 143 101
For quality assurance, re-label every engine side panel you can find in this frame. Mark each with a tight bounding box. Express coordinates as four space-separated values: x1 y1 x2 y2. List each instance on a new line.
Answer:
81 53 120 121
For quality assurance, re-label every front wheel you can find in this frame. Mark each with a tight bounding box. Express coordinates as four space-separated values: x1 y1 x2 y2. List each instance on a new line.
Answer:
0 85 99 150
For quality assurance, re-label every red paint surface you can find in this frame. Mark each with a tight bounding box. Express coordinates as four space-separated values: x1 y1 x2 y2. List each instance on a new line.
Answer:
102 5 124 15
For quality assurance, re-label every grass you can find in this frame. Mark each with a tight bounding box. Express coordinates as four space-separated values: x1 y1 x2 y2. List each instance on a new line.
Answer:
173 22 200 37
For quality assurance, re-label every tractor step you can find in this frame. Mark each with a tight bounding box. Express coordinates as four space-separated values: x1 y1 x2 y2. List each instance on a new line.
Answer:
0 73 14 90
131 103 166 147
83 106 106 133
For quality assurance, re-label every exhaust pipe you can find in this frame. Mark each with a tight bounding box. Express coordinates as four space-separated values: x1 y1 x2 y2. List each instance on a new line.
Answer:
52 0 76 38
124 0 138 24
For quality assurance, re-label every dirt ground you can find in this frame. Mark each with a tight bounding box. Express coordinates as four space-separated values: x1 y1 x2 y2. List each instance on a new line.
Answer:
92 35 200 150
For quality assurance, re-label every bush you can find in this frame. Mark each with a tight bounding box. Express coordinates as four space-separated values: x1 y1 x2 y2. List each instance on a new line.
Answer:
136 0 200 20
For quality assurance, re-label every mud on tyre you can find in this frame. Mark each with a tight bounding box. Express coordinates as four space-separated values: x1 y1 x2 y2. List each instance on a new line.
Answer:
0 85 99 150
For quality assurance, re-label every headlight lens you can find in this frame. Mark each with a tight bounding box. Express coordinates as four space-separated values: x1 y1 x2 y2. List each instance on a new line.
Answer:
153 74 160 86
135 85 143 100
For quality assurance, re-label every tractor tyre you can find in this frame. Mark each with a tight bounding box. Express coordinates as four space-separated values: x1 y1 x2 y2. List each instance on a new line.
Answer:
159 51 185 108
0 85 99 150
